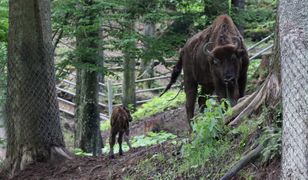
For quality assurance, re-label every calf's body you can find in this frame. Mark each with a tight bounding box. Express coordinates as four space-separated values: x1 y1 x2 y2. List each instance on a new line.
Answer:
109 106 132 158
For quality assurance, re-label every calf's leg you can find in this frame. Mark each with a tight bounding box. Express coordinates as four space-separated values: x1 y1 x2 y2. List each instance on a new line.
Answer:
118 131 124 155
109 130 117 159
124 130 132 150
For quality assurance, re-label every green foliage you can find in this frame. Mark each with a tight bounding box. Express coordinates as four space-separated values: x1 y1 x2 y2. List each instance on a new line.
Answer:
260 126 281 162
0 0 8 107
0 42 7 106
133 90 185 121
131 131 177 147
181 99 232 170
259 106 282 162
100 119 110 132
0 0 8 42
244 1 276 40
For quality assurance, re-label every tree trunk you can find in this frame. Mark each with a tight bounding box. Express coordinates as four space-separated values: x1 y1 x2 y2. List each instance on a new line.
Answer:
140 23 155 88
123 56 136 109
6 0 70 176
74 0 101 155
279 0 308 179
204 0 228 24
98 21 105 84
231 0 245 35
122 22 136 109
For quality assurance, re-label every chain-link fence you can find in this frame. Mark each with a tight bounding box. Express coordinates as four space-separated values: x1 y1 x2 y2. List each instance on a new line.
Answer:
280 22 308 180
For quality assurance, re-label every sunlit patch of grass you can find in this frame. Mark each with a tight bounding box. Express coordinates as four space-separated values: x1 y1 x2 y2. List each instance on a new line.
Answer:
133 90 185 121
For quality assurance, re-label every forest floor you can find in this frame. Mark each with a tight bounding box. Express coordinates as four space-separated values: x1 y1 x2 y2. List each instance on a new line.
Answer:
4 106 280 180
8 107 190 180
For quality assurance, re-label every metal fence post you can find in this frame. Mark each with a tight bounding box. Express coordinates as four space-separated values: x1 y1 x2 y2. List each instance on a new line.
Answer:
107 79 113 118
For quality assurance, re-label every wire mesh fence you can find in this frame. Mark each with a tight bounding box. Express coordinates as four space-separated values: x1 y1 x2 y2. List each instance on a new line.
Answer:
281 31 308 179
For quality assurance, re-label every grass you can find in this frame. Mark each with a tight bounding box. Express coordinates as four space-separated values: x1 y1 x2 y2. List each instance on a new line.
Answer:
133 90 185 121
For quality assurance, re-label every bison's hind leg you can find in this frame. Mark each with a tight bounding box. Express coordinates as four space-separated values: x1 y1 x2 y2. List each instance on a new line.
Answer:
185 81 198 131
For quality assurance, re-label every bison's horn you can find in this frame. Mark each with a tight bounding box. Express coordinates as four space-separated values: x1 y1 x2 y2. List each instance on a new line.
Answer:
202 42 213 56
232 36 241 49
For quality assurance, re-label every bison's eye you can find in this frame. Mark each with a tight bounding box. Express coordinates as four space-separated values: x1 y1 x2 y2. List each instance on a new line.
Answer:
213 58 220 65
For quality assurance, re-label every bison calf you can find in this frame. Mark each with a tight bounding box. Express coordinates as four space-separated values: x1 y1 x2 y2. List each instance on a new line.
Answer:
109 106 132 159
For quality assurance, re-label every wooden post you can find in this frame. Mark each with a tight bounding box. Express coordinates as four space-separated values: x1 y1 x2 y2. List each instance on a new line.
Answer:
107 79 113 118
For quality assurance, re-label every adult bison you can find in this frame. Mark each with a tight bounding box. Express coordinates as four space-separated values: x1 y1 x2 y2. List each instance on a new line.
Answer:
161 15 249 130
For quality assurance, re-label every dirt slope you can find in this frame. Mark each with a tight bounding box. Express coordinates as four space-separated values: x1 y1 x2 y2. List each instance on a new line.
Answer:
2 107 188 180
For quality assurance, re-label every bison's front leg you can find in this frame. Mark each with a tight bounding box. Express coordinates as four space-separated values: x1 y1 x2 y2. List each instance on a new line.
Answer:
185 82 197 131
238 54 249 98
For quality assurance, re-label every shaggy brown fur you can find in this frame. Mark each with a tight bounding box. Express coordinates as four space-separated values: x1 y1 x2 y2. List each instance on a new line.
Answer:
161 15 249 130
109 106 132 158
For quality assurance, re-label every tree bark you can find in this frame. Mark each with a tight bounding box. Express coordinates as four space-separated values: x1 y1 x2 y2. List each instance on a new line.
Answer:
6 0 70 176
74 0 101 155
279 0 308 179
122 22 136 109
140 23 155 88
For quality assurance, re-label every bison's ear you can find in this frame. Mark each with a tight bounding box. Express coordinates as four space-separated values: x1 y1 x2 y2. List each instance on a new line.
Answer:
236 49 246 57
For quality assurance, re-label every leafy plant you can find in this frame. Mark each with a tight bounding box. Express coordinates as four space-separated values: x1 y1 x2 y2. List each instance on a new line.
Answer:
259 106 282 162
181 98 232 170
259 126 281 162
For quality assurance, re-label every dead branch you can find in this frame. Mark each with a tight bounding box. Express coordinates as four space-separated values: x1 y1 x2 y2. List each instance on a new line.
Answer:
220 144 263 180
53 28 64 52
89 165 103 175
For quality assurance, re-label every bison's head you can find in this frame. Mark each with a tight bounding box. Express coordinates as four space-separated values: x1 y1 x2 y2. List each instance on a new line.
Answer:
203 38 246 105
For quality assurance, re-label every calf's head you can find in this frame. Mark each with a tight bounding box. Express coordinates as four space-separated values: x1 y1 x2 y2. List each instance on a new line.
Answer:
123 106 133 122
203 39 246 105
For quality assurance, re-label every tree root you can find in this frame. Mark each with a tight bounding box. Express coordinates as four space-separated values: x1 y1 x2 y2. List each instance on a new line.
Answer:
220 144 263 180
50 146 73 162
225 73 280 126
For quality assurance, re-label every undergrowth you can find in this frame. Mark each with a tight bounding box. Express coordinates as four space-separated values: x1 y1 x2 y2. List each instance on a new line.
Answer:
128 99 282 179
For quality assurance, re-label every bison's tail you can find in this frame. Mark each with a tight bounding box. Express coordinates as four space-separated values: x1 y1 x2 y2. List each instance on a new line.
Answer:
160 52 183 97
